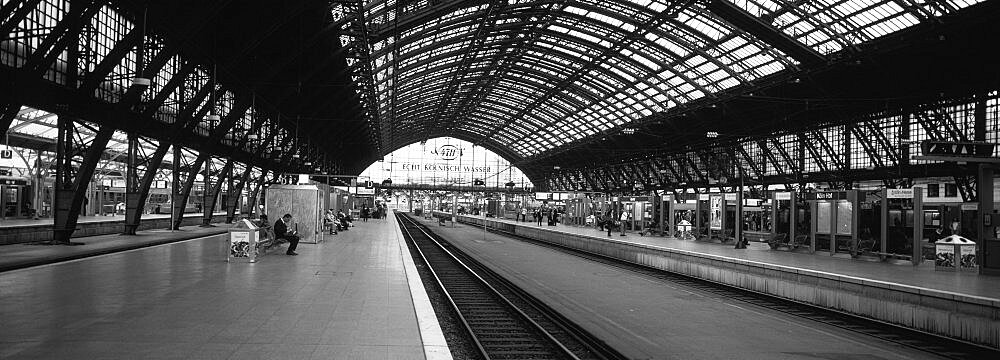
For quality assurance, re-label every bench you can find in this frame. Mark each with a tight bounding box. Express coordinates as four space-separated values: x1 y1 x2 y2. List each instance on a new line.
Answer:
743 231 774 244
254 228 286 257
766 233 810 250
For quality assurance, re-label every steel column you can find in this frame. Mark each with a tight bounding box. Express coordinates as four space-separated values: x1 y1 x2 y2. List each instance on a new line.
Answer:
124 133 139 233
203 159 233 226
172 153 207 230
124 142 170 234
53 117 114 244
247 170 269 217
225 166 253 223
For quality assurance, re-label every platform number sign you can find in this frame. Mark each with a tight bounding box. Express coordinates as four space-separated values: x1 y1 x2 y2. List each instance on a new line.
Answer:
0 149 12 159
364 181 375 189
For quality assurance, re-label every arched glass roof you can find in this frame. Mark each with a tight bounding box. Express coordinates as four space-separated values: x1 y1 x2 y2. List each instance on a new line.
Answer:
358 137 533 188
333 0 983 160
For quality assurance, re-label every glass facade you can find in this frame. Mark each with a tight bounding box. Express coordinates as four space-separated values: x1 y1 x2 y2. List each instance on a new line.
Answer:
357 137 533 188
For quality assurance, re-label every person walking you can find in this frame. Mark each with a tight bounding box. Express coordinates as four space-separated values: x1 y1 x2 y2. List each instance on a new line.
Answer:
274 213 300 255
535 209 542 226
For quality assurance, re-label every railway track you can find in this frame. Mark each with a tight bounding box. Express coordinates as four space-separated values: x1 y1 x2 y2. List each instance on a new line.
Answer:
396 213 627 360
454 218 1000 360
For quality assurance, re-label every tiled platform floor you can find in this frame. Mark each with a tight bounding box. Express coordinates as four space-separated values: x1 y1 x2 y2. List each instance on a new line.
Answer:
0 213 433 360
472 215 1000 300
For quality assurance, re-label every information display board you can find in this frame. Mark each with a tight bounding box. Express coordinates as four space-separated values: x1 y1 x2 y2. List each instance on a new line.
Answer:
816 202 832 234
836 201 853 235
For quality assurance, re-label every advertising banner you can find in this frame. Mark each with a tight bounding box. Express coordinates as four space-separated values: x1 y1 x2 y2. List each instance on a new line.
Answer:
709 195 723 230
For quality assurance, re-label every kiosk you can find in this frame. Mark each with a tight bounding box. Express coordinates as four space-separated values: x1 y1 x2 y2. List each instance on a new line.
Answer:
808 190 859 255
923 201 979 256
708 193 741 242
617 196 651 232
741 197 772 244
695 193 711 240
768 191 803 249
657 194 675 236
674 202 696 239
880 187 923 263
265 184 325 244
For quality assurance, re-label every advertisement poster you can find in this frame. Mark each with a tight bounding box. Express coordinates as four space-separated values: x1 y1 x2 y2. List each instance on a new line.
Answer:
229 232 250 258
960 245 977 269
935 243 955 268
709 195 723 230
816 202 831 234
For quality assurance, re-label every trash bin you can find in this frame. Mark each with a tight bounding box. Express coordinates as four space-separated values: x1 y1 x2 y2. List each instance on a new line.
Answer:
228 219 261 263
677 220 693 239
934 235 977 272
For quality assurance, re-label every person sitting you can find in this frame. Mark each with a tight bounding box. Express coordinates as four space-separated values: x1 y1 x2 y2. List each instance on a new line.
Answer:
324 209 337 235
273 213 300 256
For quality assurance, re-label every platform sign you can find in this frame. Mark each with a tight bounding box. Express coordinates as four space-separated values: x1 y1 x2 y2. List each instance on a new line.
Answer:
887 188 915 199
0 178 28 186
921 141 994 157
698 194 710 201
724 193 737 201
806 191 847 200
0 149 11 159
775 192 792 201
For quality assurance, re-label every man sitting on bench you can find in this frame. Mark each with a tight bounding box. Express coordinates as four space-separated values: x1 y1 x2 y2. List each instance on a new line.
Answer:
274 213 300 256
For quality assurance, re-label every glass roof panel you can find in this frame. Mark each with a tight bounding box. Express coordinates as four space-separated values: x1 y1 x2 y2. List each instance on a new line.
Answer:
342 0 982 159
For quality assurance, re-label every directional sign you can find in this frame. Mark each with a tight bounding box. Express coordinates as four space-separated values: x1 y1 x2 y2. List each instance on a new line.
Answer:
921 141 994 157
887 188 914 199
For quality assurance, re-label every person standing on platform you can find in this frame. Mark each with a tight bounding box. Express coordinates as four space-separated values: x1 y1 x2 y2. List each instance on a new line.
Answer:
361 206 370 222
535 209 542 226
274 214 300 256
520 207 527 222
605 215 614 237
620 210 629 236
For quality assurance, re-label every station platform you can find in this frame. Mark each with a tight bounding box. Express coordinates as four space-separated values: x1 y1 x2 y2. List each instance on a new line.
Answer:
0 212 228 245
0 210 450 360
449 213 1000 349
0 224 228 272
414 214 950 359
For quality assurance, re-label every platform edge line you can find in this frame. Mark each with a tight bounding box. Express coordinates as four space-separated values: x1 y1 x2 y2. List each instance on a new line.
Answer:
393 211 454 360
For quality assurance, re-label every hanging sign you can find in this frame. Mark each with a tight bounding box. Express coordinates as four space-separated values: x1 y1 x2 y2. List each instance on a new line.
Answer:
698 194 710 201
724 193 737 201
775 192 792 201
806 191 847 200
921 141 994 157
887 188 915 199
0 149 11 159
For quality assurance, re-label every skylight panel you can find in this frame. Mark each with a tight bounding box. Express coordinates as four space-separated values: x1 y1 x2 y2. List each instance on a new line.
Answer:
678 11 727 41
